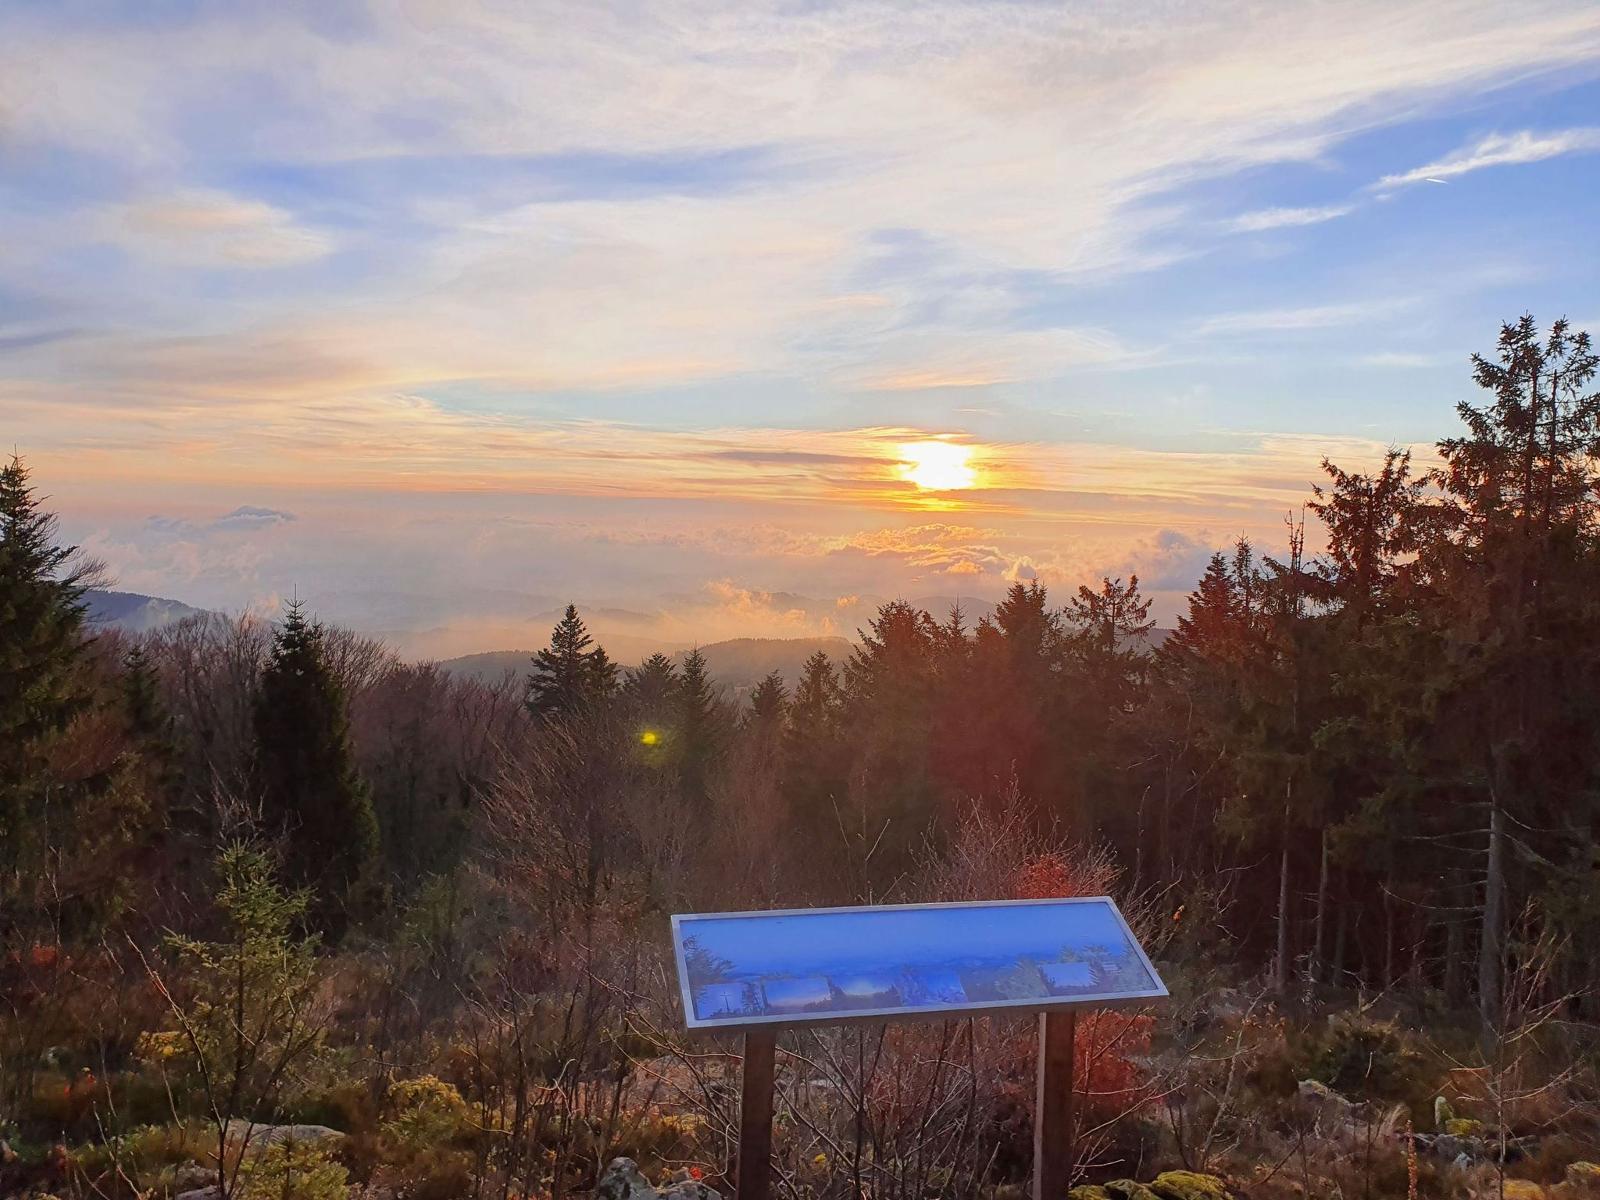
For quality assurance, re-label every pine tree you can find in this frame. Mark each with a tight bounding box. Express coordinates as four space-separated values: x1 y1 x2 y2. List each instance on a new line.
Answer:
527 605 615 719
0 456 97 927
253 600 379 937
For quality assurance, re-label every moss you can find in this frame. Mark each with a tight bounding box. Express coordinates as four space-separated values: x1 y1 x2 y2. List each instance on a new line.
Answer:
1443 1117 1483 1136
1103 1182 1160 1200
1567 1162 1600 1192
1149 1171 1233 1200
1500 1181 1545 1200
1067 1188 1111 1200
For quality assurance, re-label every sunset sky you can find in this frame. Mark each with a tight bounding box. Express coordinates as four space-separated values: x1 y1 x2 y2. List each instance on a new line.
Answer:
6 2 1600 656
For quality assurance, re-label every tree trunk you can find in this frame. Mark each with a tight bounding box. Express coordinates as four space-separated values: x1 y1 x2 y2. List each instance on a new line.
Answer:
1444 909 1466 1008
1311 829 1330 985
1275 785 1292 997
1479 795 1506 1048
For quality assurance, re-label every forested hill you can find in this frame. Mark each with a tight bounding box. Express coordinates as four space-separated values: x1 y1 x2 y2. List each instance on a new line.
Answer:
442 635 854 691
85 588 209 632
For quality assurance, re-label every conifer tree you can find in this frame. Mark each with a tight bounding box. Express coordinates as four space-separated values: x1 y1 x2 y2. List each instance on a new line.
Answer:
745 670 787 736
527 604 615 719
623 652 679 725
0 456 97 927
253 600 378 936
676 647 727 810
783 651 847 849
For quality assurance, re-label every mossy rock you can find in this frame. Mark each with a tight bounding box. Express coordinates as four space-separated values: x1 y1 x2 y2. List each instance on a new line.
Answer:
1567 1161 1600 1183
1149 1171 1232 1200
1104 1182 1160 1200
1500 1181 1545 1200
1067 1188 1110 1200
1444 1117 1484 1136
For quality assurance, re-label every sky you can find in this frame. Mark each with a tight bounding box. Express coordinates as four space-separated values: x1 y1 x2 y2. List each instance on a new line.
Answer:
5 1 1600 658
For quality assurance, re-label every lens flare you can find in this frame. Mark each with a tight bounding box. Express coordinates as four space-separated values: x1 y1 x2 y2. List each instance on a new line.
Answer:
899 440 976 491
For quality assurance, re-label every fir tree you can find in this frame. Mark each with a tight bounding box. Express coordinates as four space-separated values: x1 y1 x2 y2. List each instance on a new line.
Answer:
0 456 97 925
253 600 379 936
527 605 615 719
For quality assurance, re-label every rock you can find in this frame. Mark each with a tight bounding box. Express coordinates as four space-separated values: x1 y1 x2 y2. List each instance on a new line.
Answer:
172 1163 214 1190
1499 1181 1545 1200
175 1188 222 1200
1445 1117 1485 1136
1432 1133 1470 1162
1297 1079 1354 1115
1149 1171 1233 1200
596 1158 720 1200
1104 1182 1160 1200
597 1159 658 1200
660 1167 719 1200
1067 1188 1110 1200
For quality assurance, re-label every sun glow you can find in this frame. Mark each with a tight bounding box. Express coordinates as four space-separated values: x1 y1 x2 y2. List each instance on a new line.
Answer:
899 440 977 491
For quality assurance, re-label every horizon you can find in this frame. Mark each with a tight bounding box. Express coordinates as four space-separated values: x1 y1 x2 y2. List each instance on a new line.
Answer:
8 3 1600 656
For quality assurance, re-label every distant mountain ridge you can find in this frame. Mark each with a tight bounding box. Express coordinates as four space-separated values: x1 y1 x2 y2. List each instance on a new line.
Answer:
440 635 854 694
85 589 210 633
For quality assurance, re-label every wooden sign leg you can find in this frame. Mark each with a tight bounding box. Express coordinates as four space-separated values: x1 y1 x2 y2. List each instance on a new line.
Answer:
1032 1010 1077 1200
736 1029 777 1200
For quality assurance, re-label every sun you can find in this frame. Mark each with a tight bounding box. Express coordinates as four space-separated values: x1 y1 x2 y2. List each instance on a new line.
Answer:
899 440 977 491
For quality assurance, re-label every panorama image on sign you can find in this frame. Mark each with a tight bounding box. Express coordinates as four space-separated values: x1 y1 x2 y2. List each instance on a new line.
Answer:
673 897 1164 1029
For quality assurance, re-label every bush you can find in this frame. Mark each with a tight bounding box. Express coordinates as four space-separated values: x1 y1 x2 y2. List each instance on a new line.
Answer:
235 1138 349 1200
1304 1014 1424 1101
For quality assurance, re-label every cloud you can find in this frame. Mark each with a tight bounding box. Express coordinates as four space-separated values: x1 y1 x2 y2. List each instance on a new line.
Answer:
1374 127 1600 189
1224 204 1355 232
1359 351 1438 368
104 189 333 267
1191 300 1401 337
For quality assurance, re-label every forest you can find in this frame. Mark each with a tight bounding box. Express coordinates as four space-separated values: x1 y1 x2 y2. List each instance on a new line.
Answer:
4 315 1600 1200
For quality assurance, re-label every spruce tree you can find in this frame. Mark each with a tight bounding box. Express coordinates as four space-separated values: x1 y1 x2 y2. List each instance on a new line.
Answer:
676 647 727 810
744 670 787 737
253 600 378 936
527 604 615 719
0 456 96 926
623 652 679 723
783 651 846 851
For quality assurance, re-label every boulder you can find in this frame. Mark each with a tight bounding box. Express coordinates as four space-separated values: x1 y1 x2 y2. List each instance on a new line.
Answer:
172 1163 214 1191
1103 1181 1160 1200
597 1159 657 1200
1067 1188 1110 1200
596 1158 719 1200
175 1189 222 1200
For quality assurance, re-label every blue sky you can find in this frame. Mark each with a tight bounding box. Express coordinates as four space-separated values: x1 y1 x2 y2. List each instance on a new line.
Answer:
4 1 1600 654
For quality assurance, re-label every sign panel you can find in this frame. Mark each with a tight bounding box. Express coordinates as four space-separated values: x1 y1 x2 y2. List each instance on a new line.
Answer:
672 896 1166 1030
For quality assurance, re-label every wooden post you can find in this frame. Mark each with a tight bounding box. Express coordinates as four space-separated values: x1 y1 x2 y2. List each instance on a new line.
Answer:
1033 1010 1077 1200
736 1028 777 1200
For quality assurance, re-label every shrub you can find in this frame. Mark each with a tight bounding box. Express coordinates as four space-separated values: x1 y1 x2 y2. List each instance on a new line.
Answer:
235 1138 349 1200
